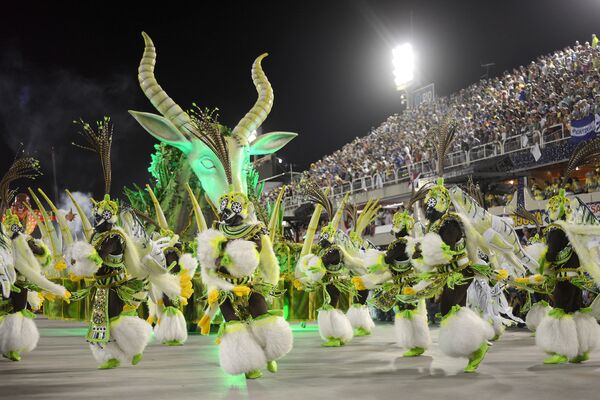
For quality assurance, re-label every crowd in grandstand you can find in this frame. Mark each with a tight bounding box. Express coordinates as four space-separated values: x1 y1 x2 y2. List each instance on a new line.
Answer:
531 169 600 199
307 37 600 186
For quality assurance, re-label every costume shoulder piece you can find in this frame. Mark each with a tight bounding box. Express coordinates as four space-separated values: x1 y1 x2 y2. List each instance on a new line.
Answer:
217 221 266 240
449 185 537 274
429 212 462 234
90 228 126 248
547 190 600 284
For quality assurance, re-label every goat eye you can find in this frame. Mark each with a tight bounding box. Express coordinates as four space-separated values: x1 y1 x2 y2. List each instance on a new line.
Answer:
200 158 215 169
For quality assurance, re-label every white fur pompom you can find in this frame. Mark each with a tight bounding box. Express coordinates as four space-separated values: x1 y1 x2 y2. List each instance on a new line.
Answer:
250 315 293 361
525 302 551 332
65 241 101 277
525 242 547 272
179 253 198 276
154 308 188 344
111 316 152 359
295 254 325 284
573 311 600 354
197 229 226 270
219 323 267 375
405 237 416 259
347 304 375 331
318 309 353 343
420 233 453 267
438 307 491 357
223 240 259 278
535 313 578 359
361 249 385 271
0 312 40 354
395 310 431 350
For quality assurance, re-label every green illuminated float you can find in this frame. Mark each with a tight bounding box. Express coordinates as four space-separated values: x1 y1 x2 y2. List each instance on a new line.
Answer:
131 32 297 379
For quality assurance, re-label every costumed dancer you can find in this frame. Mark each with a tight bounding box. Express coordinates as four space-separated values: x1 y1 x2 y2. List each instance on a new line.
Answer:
464 180 524 341
130 32 297 378
356 200 432 357
532 142 600 364
139 185 197 346
387 209 431 356
295 184 364 347
409 115 538 372
8 193 43 236
345 199 381 336
65 118 152 369
197 190 292 379
0 157 70 361
511 206 552 334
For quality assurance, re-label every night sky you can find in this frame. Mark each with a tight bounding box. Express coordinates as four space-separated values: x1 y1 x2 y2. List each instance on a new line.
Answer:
2 0 600 199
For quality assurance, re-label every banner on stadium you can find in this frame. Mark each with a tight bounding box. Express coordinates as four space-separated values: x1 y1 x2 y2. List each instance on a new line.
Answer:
586 201 600 218
508 202 600 228
570 114 597 143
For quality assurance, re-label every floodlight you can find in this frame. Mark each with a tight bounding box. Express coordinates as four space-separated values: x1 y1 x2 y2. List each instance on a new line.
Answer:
392 43 414 90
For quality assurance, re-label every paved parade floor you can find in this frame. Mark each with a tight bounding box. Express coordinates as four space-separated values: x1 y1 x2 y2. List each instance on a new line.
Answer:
1 318 600 400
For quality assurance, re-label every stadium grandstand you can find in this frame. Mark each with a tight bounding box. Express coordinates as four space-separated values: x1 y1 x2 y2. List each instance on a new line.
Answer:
271 37 600 246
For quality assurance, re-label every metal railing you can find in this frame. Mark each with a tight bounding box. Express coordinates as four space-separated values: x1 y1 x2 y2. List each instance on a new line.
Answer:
283 123 570 211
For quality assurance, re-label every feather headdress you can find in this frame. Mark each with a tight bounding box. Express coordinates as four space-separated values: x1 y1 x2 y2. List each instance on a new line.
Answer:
407 181 434 210
431 112 457 177
564 136 600 178
466 176 485 209
0 156 41 216
72 116 114 194
188 106 232 184
303 180 333 219
344 202 358 228
512 205 541 232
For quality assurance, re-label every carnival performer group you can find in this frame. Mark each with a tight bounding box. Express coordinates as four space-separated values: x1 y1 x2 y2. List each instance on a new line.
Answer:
3 31 600 381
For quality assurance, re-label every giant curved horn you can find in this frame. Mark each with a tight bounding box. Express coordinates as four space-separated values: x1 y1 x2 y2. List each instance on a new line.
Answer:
138 32 192 136
232 53 274 142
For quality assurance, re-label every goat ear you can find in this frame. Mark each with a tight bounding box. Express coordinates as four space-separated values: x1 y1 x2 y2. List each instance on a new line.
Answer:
129 111 192 154
249 131 298 155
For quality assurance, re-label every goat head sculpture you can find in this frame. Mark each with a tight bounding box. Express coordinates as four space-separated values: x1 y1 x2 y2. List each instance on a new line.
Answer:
129 32 297 213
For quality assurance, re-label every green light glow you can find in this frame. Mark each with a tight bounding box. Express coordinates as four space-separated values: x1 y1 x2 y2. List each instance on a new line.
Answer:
223 373 248 392
40 327 87 337
290 323 319 332
283 304 289 320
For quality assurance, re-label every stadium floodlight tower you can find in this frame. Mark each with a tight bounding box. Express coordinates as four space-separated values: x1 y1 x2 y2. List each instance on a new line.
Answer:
392 43 414 108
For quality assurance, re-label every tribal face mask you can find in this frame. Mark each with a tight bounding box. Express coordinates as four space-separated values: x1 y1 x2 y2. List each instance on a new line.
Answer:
392 210 414 235
424 178 450 220
319 224 337 247
2 210 23 237
92 194 119 226
218 191 250 224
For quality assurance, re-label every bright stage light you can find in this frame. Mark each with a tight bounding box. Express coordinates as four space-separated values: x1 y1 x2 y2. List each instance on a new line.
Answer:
392 43 414 90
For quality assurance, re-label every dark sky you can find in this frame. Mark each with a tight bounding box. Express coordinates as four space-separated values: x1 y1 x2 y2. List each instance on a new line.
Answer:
2 0 600 199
